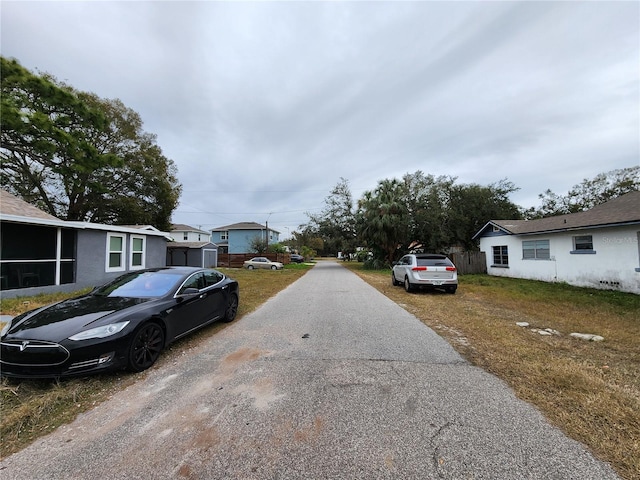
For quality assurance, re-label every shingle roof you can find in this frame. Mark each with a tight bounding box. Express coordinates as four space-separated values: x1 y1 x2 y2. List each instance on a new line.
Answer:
0 189 59 221
485 191 640 236
211 221 280 234
170 223 210 234
167 241 217 249
1 189 172 239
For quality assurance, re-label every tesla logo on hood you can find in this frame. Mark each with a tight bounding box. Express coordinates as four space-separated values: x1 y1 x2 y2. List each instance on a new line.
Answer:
19 341 30 351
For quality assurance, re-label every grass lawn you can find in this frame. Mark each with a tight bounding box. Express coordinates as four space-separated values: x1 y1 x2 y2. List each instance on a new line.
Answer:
343 263 640 480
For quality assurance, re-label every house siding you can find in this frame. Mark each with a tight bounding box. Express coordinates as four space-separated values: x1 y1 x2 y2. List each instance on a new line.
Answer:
211 229 273 254
480 226 640 294
1 230 168 299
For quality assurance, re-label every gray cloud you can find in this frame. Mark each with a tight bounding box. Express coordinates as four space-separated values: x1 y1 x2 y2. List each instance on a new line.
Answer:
2 1 638 235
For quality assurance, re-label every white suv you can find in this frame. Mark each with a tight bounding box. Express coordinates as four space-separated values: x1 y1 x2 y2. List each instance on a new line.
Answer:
392 254 458 294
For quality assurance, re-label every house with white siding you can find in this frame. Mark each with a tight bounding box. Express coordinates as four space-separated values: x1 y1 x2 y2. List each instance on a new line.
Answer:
170 224 211 242
473 191 640 294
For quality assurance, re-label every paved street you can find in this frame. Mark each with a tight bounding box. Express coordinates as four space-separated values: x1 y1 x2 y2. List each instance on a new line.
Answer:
0 261 619 479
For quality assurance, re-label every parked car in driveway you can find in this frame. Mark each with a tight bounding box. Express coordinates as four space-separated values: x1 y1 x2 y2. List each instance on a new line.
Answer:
392 254 458 293
290 254 304 263
243 257 284 270
0 267 239 378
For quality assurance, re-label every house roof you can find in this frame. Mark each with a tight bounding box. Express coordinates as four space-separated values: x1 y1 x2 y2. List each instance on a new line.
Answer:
120 225 162 232
474 191 640 239
0 189 172 239
211 221 280 234
166 241 217 249
0 189 59 221
170 223 210 235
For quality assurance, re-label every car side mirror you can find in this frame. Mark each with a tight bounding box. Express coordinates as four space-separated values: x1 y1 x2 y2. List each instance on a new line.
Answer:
176 287 200 303
180 288 200 295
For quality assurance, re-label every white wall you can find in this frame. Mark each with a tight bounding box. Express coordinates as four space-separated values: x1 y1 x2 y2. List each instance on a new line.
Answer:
174 230 207 242
479 226 640 294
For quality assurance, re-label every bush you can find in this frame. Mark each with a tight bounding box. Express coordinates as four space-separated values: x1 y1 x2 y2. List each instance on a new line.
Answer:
362 257 388 270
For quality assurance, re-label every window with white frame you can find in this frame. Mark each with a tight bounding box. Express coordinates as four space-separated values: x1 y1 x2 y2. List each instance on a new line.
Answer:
130 236 146 269
492 245 509 266
106 233 126 271
220 231 229 240
183 232 188 240
522 239 550 260
571 235 594 253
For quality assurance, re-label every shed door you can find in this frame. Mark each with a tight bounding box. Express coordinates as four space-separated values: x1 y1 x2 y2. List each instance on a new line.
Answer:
203 249 217 268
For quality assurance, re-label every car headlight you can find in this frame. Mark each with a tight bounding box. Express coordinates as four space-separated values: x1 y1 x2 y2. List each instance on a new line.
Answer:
68 321 130 341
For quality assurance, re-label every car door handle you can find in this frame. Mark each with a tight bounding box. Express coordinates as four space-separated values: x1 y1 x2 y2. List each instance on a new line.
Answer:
199 294 206 299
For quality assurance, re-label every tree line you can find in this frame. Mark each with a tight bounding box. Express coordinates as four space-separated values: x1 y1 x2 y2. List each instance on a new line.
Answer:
1 57 181 231
296 166 639 265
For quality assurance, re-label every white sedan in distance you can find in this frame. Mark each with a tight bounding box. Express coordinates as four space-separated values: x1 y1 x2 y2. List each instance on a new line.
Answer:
243 257 284 270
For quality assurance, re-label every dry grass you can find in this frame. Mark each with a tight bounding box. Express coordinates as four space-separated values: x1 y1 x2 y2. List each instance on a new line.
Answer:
344 264 640 480
0 264 311 458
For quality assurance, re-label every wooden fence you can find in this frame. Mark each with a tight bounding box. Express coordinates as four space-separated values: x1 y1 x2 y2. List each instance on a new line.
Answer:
217 253 290 268
448 251 487 275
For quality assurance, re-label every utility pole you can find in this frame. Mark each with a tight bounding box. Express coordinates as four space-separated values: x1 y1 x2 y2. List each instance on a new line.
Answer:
265 212 273 247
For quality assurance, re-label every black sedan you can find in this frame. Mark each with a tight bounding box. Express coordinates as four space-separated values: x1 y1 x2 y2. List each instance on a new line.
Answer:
0 267 239 379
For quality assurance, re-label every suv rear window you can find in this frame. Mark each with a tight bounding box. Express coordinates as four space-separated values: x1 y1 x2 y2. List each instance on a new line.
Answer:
416 257 452 267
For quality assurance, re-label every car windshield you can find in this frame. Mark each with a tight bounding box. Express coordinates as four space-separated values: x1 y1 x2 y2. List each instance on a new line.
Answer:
93 272 184 298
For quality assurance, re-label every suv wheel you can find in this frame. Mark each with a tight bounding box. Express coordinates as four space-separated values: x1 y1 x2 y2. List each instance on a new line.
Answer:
404 276 414 293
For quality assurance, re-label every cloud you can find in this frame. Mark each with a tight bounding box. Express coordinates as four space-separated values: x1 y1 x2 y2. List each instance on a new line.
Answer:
1 1 638 235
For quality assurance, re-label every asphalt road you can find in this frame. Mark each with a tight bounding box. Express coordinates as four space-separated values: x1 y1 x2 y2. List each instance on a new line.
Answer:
0 261 620 479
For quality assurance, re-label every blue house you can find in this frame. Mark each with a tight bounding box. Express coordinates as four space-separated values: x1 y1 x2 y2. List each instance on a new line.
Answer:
210 222 280 254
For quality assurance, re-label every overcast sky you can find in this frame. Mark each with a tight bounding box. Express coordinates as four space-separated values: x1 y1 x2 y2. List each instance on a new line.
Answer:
2 1 638 237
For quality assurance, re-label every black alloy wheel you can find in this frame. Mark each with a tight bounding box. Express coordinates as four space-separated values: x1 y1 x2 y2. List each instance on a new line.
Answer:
128 322 165 372
391 272 400 286
223 293 239 323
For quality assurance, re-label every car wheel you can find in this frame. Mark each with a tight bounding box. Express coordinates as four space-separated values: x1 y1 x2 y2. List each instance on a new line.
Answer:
128 322 165 372
271 265 277 270
446 286 457 294
223 293 239 323
391 272 400 286
404 276 414 293
247 265 254 270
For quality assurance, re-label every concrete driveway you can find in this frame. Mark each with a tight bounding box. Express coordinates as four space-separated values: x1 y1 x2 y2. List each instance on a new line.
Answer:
0 261 619 479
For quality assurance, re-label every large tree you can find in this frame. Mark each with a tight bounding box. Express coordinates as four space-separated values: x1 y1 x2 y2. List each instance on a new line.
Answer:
356 178 409 265
399 171 457 253
526 166 640 218
0 57 181 230
304 178 357 256
355 172 521 263
447 179 521 250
